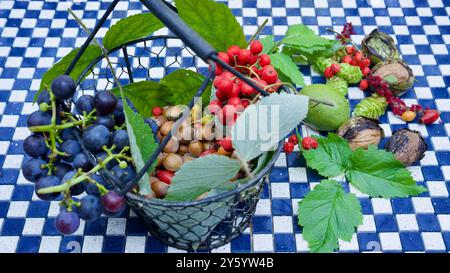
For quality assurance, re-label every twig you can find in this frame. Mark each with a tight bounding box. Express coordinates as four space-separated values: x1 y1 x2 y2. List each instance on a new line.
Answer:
248 18 269 44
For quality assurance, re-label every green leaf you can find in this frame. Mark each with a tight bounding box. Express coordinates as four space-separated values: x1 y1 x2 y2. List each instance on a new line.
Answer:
165 155 241 201
302 133 352 178
252 151 275 175
175 0 247 52
35 45 102 102
298 179 363 253
122 97 159 195
260 35 276 54
231 93 309 161
103 13 164 50
269 53 305 87
160 69 211 106
111 81 173 117
346 146 428 198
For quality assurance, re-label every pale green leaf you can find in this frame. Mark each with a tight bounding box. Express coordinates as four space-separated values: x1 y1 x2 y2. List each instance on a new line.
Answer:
298 179 363 253
175 0 247 52
35 45 102 102
260 35 276 54
269 53 305 87
103 13 164 50
165 155 241 201
111 81 173 117
231 93 309 161
160 69 211 106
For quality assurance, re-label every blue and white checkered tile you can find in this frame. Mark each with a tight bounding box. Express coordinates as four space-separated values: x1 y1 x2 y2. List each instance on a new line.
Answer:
0 0 449 253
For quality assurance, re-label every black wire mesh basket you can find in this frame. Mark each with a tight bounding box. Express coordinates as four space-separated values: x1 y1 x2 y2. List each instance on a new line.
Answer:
69 0 284 251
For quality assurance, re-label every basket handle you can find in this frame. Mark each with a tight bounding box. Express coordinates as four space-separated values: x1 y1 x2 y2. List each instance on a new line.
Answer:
139 0 216 61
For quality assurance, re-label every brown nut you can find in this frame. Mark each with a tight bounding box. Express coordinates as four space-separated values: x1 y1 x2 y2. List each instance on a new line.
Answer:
182 154 195 163
162 153 183 172
160 121 174 136
156 153 167 167
164 106 183 120
202 123 216 141
178 145 189 155
163 137 179 153
151 180 169 198
188 140 204 156
153 115 168 128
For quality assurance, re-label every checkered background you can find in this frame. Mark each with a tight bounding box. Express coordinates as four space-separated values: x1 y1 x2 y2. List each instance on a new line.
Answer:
0 0 449 253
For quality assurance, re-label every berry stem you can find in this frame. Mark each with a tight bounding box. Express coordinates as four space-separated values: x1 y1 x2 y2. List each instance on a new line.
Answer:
248 18 269 44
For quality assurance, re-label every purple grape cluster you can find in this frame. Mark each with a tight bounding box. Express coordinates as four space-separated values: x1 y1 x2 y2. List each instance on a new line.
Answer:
23 75 135 235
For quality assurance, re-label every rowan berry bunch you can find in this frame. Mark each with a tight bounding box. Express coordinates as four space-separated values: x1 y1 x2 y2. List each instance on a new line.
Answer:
208 40 283 127
23 75 134 235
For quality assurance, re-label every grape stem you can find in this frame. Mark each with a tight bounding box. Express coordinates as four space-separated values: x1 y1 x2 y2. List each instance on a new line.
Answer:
248 18 269 44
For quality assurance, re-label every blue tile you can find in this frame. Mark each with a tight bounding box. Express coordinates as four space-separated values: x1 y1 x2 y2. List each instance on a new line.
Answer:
17 236 41 253
391 198 414 214
1 219 25 236
400 232 424 251
103 236 125 253
60 236 83 253
252 216 272 234
374 215 398 232
274 234 296 252
269 167 289 182
126 217 148 235
271 199 292 216
231 234 251 252
357 233 381 252
432 198 450 214
417 214 441 231
146 236 167 253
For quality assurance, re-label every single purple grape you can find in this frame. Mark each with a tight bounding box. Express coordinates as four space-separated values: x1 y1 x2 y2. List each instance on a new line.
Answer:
55 210 80 235
101 191 125 213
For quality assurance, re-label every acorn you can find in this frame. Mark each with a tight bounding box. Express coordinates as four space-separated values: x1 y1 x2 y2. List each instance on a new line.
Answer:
178 145 189 155
217 146 232 156
191 104 202 122
182 154 195 163
156 153 167 167
160 121 174 136
153 115 168 128
177 124 194 144
151 180 169 198
188 140 204 156
162 153 183 172
202 123 216 141
163 137 179 153
164 105 184 120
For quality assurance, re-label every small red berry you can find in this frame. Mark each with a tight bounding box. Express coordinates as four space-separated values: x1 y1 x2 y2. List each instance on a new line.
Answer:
362 66 371 76
215 65 223 76
241 99 250 108
359 79 369 91
241 83 255 96
248 54 258 66
227 45 241 60
362 58 371 67
261 65 278 84
250 40 263 55
230 84 240 97
221 137 234 152
152 106 162 116
353 51 363 64
346 46 356 55
221 71 234 80
227 97 241 107
288 135 299 145
217 77 234 96
324 66 334 78
342 55 353 64
302 137 318 150
283 141 295 154
217 52 230 64
238 49 253 65
259 54 271 67
219 105 238 126
208 100 222 114
331 63 341 73
215 89 228 101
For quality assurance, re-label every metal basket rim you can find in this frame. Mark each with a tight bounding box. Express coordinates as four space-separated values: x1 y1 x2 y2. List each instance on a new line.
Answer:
76 34 283 207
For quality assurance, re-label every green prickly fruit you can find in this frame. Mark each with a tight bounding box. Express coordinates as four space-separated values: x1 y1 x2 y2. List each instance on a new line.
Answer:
326 77 348 96
337 63 363 84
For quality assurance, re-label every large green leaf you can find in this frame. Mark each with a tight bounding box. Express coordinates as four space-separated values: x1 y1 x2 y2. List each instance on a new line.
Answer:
269 53 305 87
175 0 247 52
260 35 276 55
231 93 309 161
302 133 352 178
35 45 102 102
298 179 363 253
346 146 428 198
282 24 333 49
103 13 164 50
111 81 173 117
122 96 159 195
160 69 211 106
165 155 241 201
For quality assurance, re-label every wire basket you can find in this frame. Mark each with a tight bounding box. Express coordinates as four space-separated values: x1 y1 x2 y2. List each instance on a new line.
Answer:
68 0 284 251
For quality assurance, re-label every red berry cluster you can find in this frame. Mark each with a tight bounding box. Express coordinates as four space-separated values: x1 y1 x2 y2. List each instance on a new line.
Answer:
209 41 282 126
283 135 298 154
325 46 371 81
337 22 356 44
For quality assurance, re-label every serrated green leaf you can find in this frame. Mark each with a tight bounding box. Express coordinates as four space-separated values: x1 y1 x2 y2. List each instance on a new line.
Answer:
165 155 241 201
346 146 428 198
302 133 352 178
260 35 276 54
35 45 102 102
175 0 247 52
282 24 334 49
122 97 159 195
231 93 309 161
103 13 164 50
160 69 211 106
298 179 363 253
269 53 305 87
111 81 173 117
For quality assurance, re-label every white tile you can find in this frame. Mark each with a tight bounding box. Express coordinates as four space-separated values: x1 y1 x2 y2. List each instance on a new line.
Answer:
7 201 29 218
371 198 393 214
358 215 376 232
442 166 450 181
288 167 308 182
125 236 146 253
349 184 369 198
427 76 445 88
427 181 448 197
12 128 31 141
271 183 290 198
295 234 309 252
22 218 45 235
39 236 62 253
0 185 14 200
0 236 19 252
431 44 448 55
412 197 435 213
422 233 446 251
407 166 424 182
0 115 19 127
396 214 419 231
211 243 231 253
167 246 187 253
82 236 104 253
273 216 293 233
339 234 359 251
106 218 127 235
421 151 438 166
274 153 286 167
437 215 450 231
379 233 402 251
291 199 300 216
2 155 23 169
255 199 271 215
253 234 274 252
431 137 450 151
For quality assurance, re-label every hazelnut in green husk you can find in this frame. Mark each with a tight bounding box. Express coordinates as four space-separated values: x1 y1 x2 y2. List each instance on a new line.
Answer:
362 29 400 65
336 117 384 150
385 129 427 166
372 59 415 97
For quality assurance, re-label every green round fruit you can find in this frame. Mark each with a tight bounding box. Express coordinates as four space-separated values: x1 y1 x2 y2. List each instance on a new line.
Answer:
300 84 350 131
